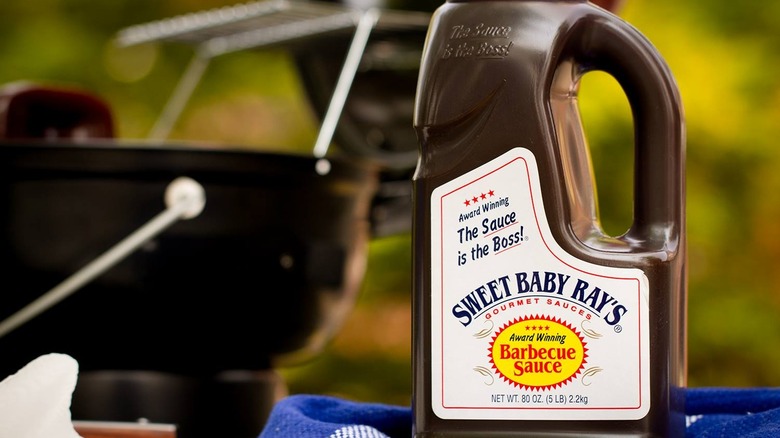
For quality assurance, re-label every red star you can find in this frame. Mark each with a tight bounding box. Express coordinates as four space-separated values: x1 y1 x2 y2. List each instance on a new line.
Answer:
480 193 487 200
472 196 479 203
488 190 495 197
464 199 471 206
545 326 550 331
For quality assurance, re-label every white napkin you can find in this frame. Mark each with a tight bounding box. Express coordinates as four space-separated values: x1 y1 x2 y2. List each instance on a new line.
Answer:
0 353 82 438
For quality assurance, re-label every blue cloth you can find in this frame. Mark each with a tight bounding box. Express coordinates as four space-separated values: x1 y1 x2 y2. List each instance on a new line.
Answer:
260 394 411 438
260 388 780 438
686 388 780 437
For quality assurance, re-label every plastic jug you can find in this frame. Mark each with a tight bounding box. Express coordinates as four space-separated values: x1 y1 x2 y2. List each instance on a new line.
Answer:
412 0 686 436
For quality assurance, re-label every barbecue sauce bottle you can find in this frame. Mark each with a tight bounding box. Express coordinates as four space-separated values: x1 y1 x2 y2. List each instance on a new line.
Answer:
412 1 686 436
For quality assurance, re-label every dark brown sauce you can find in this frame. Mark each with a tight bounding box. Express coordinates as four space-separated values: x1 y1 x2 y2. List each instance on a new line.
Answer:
413 1 686 436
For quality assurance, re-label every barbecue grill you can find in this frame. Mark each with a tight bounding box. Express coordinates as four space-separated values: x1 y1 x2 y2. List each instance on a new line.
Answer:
0 1 430 436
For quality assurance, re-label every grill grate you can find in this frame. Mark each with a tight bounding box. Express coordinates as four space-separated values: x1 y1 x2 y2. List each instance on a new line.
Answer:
115 0 429 57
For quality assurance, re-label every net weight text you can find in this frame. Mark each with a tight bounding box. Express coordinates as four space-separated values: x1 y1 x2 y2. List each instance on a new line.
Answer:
490 393 543 404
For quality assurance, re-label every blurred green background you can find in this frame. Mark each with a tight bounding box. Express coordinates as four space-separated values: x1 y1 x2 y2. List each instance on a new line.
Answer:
2 0 780 409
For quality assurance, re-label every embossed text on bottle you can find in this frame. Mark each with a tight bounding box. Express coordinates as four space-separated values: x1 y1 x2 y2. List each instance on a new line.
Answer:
441 23 513 60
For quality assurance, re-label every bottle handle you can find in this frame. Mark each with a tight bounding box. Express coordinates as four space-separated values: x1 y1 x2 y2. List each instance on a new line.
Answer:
561 15 685 248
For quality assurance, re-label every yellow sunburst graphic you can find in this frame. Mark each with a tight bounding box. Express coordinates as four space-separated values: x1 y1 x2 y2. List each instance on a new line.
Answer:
488 315 587 390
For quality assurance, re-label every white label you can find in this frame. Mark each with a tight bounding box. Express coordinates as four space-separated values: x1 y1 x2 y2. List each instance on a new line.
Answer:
430 147 650 421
